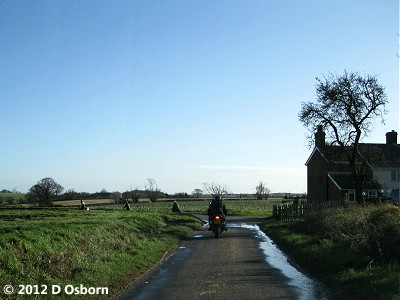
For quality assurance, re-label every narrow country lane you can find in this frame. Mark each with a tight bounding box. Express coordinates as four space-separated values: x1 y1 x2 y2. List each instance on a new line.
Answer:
118 216 328 300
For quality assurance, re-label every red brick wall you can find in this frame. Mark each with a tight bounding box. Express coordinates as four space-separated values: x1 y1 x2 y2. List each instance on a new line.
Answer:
327 179 345 201
307 149 328 202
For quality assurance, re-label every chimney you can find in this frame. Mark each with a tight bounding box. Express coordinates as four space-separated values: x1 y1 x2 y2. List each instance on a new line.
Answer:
315 125 325 147
386 130 398 144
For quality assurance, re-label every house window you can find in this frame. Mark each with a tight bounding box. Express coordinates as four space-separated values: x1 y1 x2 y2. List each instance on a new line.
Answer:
347 190 355 202
367 190 377 198
391 170 400 182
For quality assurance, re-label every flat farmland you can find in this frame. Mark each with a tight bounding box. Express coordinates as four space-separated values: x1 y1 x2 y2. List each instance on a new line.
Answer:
52 199 115 206
105 198 280 216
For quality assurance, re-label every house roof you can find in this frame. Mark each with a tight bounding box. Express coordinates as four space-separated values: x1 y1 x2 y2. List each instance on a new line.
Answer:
305 143 400 169
358 143 400 168
305 145 352 166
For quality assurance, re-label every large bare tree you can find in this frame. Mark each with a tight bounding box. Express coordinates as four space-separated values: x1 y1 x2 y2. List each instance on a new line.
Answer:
203 182 230 197
299 71 388 203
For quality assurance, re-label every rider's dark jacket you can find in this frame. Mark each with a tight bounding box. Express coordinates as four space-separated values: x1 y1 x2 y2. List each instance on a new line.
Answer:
208 199 227 217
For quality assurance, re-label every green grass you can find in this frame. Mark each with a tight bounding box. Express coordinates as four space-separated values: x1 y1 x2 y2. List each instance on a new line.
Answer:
0 207 202 299
1 195 278 216
104 198 277 216
261 205 400 300
0 193 26 199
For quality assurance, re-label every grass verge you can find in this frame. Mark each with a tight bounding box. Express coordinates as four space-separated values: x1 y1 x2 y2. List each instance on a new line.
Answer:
261 205 400 300
0 207 202 299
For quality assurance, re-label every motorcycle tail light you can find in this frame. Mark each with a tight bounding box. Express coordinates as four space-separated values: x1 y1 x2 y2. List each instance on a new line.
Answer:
215 215 220 220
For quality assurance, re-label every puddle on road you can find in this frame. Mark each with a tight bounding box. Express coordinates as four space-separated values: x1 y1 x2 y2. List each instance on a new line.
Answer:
237 224 329 300
192 234 206 238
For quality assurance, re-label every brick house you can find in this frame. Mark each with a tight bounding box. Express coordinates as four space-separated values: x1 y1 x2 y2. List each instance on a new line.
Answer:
305 126 400 202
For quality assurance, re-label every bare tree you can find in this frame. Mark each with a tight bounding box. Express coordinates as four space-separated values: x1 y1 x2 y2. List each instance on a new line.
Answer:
145 178 160 202
28 177 64 205
299 71 388 204
203 182 230 196
255 181 270 200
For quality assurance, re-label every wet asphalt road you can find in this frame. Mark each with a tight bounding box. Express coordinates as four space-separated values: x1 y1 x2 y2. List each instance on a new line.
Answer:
118 216 300 300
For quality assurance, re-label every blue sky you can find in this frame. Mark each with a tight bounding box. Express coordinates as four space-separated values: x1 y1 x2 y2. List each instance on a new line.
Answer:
1 0 398 194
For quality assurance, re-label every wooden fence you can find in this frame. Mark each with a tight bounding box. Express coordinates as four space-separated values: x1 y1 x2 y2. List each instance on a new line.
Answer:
272 199 346 221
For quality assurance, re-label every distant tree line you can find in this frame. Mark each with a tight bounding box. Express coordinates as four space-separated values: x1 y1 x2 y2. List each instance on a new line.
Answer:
1 177 279 206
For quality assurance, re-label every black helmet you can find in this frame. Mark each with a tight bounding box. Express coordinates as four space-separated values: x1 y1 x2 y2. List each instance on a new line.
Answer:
214 195 221 201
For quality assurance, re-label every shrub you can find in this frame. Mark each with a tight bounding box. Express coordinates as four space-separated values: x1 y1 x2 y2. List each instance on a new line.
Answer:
6 197 15 205
300 205 400 262
367 205 400 260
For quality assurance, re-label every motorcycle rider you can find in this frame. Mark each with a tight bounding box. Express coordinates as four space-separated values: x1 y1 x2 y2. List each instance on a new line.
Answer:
207 195 228 231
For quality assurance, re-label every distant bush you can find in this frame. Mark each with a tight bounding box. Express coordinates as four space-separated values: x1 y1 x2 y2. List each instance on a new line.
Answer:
299 205 400 262
0 193 29 205
0 196 16 205
6 197 15 205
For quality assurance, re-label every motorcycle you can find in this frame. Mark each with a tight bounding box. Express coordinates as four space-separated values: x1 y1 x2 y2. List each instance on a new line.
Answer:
209 214 226 239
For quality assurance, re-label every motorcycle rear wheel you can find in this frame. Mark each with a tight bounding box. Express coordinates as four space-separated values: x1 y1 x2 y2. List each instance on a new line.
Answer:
212 226 220 239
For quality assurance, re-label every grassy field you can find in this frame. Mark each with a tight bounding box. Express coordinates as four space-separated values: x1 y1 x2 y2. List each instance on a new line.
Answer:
52 198 278 216
100 198 277 216
0 207 202 299
0 193 26 199
52 199 115 206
